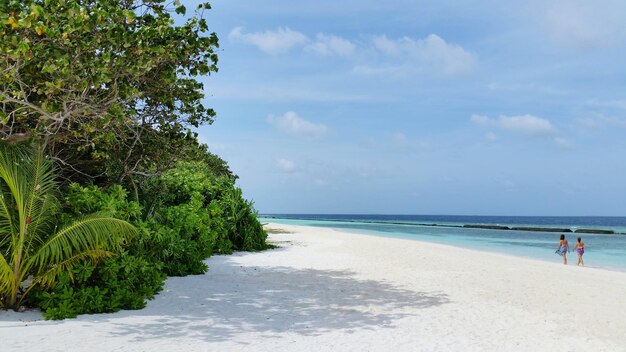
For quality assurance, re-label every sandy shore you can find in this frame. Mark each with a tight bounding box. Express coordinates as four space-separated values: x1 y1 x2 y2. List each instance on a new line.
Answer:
1 223 626 351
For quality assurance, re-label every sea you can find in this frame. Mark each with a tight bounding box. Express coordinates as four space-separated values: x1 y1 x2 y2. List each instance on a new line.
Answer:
259 214 626 272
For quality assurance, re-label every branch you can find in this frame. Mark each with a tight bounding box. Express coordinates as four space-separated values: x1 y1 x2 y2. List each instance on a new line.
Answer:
0 93 60 122
127 170 159 178
50 156 96 181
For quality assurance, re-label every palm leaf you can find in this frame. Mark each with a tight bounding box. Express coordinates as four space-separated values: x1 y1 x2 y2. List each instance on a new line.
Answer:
0 143 139 307
26 215 137 278
0 252 13 298
20 249 115 304
0 181 17 244
0 144 25 248
22 147 58 254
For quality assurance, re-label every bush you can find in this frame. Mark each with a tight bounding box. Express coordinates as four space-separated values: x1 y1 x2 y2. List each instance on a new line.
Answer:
32 253 165 320
142 161 268 253
27 161 268 319
63 183 143 221
28 184 165 319
218 185 268 251
136 193 216 276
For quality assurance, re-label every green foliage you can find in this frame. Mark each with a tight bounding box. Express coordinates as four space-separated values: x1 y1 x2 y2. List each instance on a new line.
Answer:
0 143 136 309
144 161 268 253
63 183 142 221
219 187 268 251
0 0 221 184
138 194 215 276
135 163 230 275
4 154 267 317
31 183 165 318
32 253 165 320
0 0 269 320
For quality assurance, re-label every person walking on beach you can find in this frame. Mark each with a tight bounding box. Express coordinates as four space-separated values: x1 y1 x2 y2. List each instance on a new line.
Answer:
556 234 569 265
573 237 585 266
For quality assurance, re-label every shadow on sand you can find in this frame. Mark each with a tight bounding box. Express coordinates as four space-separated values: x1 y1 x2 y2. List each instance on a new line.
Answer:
99 254 449 343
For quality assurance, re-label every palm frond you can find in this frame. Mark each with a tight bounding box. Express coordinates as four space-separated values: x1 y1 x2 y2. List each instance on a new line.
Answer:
0 182 17 242
24 192 59 255
26 215 137 276
23 147 58 240
0 252 13 299
0 144 27 215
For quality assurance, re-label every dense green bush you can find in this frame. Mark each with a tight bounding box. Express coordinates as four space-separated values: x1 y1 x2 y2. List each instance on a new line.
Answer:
143 161 268 254
0 144 138 310
32 253 165 320
218 186 268 251
27 184 166 319
138 193 216 276
63 184 143 221
21 162 268 319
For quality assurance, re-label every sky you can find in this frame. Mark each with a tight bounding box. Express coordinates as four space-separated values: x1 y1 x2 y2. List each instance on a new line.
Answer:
188 0 626 216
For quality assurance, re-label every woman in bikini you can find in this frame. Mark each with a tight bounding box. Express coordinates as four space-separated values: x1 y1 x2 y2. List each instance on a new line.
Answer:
555 234 569 265
573 237 585 266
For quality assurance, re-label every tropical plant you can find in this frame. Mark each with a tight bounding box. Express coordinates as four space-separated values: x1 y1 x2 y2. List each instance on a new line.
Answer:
1 0 220 184
32 252 165 320
0 143 137 309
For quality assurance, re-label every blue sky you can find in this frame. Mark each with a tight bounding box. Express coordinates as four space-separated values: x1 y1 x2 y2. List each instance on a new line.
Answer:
191 0 626 215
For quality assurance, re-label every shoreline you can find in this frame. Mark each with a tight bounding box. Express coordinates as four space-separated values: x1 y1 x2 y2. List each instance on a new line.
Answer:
263 218 626 273
261 216 623 234
2 222 626 351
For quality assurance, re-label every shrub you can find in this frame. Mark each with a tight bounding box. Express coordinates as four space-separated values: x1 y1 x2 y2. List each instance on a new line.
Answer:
23 160 268 318
142 161 268 254
29 184 165 319
137 193 216 276
218 185 268 251
32 253 165 320
0 144 136 310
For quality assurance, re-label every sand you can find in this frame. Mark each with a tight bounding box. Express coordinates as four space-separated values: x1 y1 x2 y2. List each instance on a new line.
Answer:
1 223 626 352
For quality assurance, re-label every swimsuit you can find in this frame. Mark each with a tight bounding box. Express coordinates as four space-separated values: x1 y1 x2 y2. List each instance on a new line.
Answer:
555 245 567 255
577 248 584 255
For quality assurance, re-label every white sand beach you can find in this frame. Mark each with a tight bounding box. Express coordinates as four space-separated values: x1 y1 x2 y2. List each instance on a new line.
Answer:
1 223 626 352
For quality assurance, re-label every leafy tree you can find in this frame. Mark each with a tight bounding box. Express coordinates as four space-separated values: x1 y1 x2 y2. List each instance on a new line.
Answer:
0 143 137 309
0 0 220 183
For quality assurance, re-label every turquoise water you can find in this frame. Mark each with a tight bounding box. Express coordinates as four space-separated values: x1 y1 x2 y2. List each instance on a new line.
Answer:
260 216 626 272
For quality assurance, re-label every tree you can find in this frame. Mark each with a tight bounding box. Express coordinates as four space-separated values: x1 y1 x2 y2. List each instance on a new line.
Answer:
0 143 137 309
0 0 220 183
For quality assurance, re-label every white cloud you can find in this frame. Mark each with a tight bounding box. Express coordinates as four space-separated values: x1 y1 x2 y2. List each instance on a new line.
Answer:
471 114 555 135
543 1 625 49
577 114 626 129
471 115 490 125
485 132 498 142
267 111 328 138
371 34 476 75
228 27 308 54
554 137 574 149
276 158 296 172
305 34 356 57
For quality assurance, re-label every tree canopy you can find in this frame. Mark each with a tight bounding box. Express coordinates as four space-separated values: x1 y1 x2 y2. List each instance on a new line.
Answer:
1 0 224 183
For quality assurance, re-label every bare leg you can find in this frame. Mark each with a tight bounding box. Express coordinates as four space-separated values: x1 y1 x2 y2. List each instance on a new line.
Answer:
563 253 567 265
577 254 582 266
